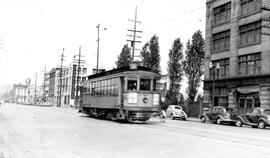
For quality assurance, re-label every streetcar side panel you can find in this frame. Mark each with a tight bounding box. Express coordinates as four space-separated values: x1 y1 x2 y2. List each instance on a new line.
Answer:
82 77 121 109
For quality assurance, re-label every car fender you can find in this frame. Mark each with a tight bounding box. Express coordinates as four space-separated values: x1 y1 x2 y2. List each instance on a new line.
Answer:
237 115 256 126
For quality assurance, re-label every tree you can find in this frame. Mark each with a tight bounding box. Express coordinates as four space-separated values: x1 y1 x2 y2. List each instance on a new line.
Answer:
165 38 184 106
167 38 184 93
115 44 132 68
183 30 205 101
140 35 161 74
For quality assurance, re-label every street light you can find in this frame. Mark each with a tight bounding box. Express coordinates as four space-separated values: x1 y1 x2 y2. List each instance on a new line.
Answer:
210 62 220 107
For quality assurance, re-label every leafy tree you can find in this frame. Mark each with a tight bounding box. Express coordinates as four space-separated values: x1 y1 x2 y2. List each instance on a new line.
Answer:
140 35 161 74
167 38 184 93
183 30 205 101
116 44 132 68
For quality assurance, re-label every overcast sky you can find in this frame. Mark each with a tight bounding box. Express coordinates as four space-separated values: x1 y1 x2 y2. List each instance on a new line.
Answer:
0 0 205 94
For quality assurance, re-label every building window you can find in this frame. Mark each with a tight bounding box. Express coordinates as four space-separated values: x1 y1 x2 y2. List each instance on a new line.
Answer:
254 96 260 107
239 21 261 47
212 30 230 53
212 58 230 78
213 2 231 26
240 0 261 17
239 53 261 75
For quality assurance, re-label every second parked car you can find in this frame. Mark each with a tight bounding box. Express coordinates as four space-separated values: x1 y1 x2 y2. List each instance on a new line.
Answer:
200 106 238 125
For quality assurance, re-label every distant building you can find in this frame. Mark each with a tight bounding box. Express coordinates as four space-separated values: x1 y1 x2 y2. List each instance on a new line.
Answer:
48 64 88 107
48 68 60 106
43 72 50 102
204 0 270 113
13 84 28 103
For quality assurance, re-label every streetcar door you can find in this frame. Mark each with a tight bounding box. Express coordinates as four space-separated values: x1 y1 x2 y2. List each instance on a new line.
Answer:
120 77 125 106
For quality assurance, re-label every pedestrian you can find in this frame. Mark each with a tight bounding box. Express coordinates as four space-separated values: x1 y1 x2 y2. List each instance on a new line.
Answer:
160 109 166 123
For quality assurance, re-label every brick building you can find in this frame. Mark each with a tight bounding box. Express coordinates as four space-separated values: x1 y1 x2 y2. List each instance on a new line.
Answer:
204 0 270 113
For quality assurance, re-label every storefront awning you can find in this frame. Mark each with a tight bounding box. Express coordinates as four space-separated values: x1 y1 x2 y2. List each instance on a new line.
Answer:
236 87 259 94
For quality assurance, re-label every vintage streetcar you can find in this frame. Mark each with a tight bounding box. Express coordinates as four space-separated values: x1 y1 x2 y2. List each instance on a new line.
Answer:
80 63 161 122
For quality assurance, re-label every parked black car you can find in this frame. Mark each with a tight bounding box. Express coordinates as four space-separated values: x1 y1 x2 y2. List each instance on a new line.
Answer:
236 108 270 129
200 106 238 125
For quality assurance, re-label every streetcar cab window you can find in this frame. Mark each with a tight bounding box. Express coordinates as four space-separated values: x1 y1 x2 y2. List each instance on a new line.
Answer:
127 80 137 90
153 79 159 91
140 78 151 91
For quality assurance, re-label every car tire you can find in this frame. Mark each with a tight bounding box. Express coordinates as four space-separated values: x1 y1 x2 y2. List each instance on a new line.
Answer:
258 121 266 129
170 114 174 120
200 116 206 123
236 119 242 127
216 118 222 125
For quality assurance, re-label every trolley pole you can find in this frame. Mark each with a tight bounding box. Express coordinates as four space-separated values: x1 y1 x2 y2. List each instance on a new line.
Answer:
96 24 100 73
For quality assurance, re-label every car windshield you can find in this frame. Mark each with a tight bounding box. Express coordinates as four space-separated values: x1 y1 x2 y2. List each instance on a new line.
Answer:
226 108 236 113
174 107 182 110
264 110 270 115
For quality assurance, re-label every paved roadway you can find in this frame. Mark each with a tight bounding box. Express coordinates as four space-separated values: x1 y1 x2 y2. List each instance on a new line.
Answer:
0 103 270 158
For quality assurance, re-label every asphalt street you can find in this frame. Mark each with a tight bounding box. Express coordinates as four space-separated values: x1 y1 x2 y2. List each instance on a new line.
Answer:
0 103 270 158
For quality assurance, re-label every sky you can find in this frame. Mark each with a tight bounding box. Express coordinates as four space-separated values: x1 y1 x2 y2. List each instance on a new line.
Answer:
0 0 206 95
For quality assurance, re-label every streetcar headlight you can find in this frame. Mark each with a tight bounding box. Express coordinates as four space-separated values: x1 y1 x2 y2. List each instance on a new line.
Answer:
153 94 160 105
128 93 137 104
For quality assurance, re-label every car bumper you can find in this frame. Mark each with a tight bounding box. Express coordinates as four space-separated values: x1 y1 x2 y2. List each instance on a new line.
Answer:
173 114 187 119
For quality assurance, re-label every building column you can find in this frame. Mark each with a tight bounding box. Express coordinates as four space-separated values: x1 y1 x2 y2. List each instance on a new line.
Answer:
259 84 270 109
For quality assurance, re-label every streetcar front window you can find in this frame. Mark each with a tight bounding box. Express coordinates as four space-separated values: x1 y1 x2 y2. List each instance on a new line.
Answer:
127 80 137 90
140 79 151 91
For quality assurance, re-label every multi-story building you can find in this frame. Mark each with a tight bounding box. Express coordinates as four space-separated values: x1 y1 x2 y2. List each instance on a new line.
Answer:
48 64 87 107
12 84 28 103
48 68 60 106
43 72 50 102
204 0 270 113
60 63 87 107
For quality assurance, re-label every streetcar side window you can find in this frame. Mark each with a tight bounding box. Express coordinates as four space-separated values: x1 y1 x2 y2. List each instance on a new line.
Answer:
127 80 137 90
140 79 151 91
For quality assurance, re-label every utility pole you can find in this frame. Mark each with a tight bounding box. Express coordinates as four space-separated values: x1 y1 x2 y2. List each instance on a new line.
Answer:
58 48 65 107
42 65 46 102
74 46 85 108
96 24 106 74
34 72 37 105
127 6 142 61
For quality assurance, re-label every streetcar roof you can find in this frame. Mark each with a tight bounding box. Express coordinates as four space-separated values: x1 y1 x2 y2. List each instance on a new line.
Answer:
86 65 160 80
